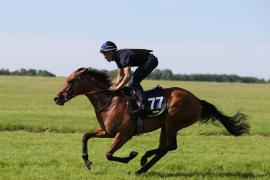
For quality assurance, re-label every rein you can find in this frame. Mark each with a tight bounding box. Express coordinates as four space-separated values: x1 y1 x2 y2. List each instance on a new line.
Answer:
84 89 113 113
84 90 109 96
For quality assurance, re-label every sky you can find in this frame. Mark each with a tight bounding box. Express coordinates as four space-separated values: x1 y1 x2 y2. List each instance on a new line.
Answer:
0 0 270 79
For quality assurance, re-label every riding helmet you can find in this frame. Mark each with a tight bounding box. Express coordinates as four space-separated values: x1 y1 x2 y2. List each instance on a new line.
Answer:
100 41 117 53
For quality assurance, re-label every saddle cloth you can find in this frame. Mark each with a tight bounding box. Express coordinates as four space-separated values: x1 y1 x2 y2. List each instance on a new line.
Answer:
123 86 167 117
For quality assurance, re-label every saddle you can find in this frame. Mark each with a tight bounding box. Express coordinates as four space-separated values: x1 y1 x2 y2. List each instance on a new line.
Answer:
122 86 167 118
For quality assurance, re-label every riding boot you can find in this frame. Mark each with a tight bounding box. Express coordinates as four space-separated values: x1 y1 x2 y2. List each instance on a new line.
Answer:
130 84 150 117
143 99 152 113
132 102 145 118
133 98 153 118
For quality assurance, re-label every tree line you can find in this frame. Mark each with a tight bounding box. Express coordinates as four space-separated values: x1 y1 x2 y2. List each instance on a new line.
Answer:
0 68 56 77
105 68 269 83
1 68 269 83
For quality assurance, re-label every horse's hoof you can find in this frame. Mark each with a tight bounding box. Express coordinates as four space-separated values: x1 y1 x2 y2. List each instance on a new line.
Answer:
84 160 92 170
140 157 147 167
130 151 138 159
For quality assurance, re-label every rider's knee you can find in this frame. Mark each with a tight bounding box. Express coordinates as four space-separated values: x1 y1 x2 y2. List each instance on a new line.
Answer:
153 57 158 68
149 54 158 68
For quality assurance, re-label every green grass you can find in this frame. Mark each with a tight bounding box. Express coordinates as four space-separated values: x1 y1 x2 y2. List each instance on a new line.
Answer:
0 75 270 179
0 131 269 180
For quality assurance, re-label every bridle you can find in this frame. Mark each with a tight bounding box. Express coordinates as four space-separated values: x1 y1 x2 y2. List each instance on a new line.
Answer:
63 76 112 113
62 76 81 101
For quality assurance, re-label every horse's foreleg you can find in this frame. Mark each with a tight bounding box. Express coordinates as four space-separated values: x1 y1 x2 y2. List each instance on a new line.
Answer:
106 132 138 163
82 128 109 169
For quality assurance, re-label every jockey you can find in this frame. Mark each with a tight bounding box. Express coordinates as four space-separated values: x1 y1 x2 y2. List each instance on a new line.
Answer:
100 41 158 116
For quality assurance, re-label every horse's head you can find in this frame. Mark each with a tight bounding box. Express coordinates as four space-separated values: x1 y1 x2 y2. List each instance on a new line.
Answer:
54 67 111 106
54 68 88 105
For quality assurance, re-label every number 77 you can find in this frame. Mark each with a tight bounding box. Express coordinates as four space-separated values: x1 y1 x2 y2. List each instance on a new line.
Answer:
148 97 163 110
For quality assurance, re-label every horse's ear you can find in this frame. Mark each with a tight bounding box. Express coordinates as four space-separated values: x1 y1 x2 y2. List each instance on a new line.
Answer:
77 68 88 75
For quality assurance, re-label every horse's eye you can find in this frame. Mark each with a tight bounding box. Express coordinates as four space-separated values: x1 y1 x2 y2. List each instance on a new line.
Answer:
68 80 74 84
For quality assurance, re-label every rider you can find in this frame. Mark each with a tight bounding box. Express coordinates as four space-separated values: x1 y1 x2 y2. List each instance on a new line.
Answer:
100 41 158 116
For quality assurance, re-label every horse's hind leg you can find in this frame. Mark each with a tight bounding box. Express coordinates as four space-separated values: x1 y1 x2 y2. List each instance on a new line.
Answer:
140 148 160 166
136 147 167 174
137 126 178 174
106 132 138 163
140 126 167 166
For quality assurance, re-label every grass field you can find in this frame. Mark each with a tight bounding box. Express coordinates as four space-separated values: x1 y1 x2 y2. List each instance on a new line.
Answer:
0 76 270 179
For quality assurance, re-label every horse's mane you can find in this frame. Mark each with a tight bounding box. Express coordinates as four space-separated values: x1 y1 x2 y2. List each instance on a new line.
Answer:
76 67 111 85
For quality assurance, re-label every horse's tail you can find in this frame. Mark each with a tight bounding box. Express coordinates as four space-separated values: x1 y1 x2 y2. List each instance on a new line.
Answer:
199 100 250 136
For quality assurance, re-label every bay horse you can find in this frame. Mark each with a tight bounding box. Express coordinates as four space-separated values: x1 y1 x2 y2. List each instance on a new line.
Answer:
53 67 249 174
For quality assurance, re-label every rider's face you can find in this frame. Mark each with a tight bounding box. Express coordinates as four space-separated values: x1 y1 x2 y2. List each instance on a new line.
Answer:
103 51 114 62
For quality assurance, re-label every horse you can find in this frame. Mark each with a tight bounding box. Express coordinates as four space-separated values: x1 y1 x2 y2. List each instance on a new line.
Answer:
53 67 249 174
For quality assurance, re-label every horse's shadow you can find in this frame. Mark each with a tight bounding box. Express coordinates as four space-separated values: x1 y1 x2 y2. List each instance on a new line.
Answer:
143 171 269 178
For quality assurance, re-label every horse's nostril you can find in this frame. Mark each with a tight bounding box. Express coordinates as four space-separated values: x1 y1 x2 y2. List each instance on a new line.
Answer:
54 97 58 102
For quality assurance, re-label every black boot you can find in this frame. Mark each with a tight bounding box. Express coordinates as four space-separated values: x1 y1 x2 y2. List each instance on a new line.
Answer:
132 105 145 118
132 102 151 118
142 102 152 115
131 87 149 117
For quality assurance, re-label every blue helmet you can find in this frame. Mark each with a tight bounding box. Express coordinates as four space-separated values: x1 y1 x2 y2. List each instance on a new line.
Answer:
100 41 117 53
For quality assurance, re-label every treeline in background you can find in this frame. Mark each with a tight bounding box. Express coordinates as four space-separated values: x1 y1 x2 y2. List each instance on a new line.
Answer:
106 68 269 83
0 68 56 77
1 68 269 83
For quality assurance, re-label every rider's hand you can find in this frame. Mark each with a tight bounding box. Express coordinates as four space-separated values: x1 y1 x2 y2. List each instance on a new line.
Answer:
110 82 117 86
108 85 119 92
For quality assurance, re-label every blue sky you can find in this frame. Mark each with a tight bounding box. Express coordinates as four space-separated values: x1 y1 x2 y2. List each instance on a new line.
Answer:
0 0 270 79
